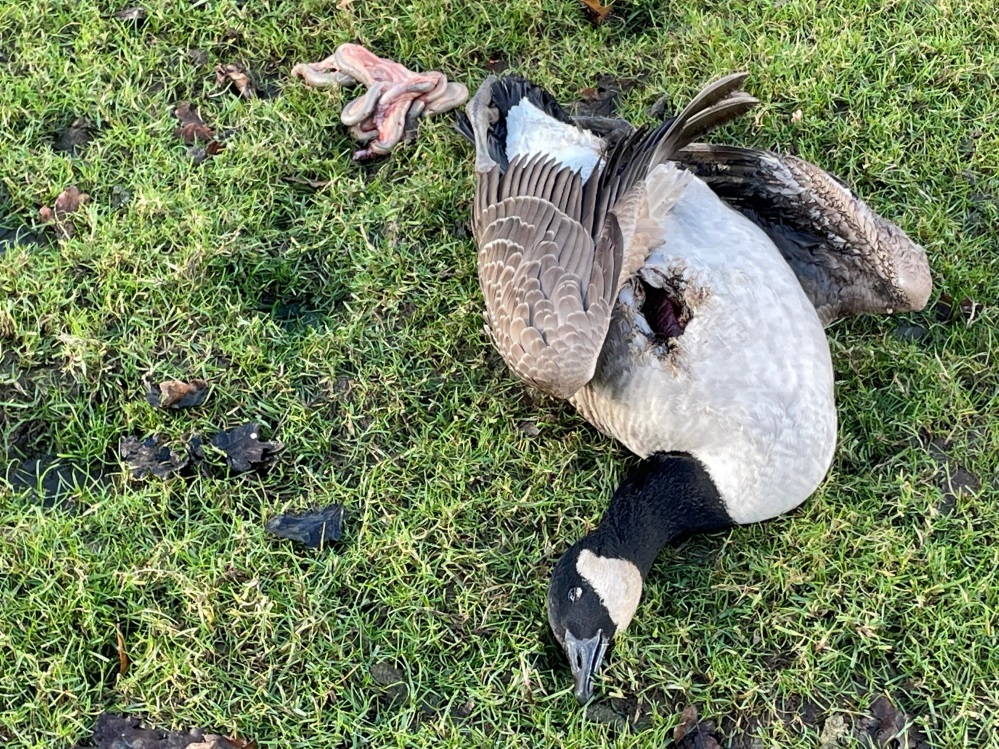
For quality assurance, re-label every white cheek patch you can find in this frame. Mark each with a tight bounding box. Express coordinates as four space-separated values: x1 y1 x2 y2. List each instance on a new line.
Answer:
576 549 643 633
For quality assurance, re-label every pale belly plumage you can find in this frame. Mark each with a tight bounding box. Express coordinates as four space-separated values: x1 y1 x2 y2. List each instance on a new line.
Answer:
570 179 838 524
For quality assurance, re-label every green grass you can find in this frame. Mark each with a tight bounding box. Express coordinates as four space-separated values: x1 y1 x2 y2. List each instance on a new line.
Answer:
1 0 997 746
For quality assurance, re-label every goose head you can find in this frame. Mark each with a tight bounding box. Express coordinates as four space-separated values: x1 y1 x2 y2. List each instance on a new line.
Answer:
547 541 642 703
546 452 733 704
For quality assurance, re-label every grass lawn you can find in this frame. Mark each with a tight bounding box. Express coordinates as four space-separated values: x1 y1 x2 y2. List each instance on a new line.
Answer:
1 0 997 746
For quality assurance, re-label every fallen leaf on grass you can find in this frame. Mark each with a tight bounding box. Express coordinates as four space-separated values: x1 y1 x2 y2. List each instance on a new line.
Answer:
574 75 628 118
579 0 613 24
145 378 209 409
188 140 226 165
934 292 982 325
54 117 92 155
174 101 215 144
111 185 132 209
282 175 333 189
120 435 191 479
39 185 90 239
81 713 253 749
114 7 146 22
188 48 210 66
215 63 256 99
209 422 283 472
669 706 721 749
518 421 540 437
115 625 129 676
265 504 344 548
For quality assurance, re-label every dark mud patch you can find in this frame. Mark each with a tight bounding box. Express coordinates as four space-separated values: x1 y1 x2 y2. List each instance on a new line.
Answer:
667 695 930 747
894 321 928 342
919 430 982 511
579 688 928 745
0 225 42 255
74 712 253 749
113 7 147 25
612 0 662 37
2 454 108 507
933 292 981 324
370 661 410 707
53 117 94 155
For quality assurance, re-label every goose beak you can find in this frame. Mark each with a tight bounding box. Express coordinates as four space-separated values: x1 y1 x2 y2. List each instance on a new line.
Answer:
564 630 607 704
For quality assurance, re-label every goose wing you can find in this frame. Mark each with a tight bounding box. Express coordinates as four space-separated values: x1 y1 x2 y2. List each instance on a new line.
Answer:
678 144 932 325
470 76 757 399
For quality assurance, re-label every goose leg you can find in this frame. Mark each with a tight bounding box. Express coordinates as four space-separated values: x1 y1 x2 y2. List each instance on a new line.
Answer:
573 115 635 150
466 75 500 173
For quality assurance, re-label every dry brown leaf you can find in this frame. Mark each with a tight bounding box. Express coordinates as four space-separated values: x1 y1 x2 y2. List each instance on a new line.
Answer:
39 185 90 239
115 6 146 22
215 63 255 99
188 48 209 66
146 378 209 409
174 101 215 144
115 624 129 676
579 0 613 24
282 175 333 188
188 139 226 165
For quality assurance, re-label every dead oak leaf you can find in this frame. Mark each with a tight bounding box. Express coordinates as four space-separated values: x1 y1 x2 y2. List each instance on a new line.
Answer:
215 63 256 99
39 185 90 239
174 101 215 144
669 705 721 749
265 504 344 549
120 435 191 479
145 378 209 409
209 423 283 472
579 0 613 24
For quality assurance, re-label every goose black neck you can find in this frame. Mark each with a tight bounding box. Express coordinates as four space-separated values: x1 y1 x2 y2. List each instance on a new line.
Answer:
585 452 733 577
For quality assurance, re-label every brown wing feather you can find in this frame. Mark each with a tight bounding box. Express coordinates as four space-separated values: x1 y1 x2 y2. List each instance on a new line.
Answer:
475 156 615 398
679 144 933 325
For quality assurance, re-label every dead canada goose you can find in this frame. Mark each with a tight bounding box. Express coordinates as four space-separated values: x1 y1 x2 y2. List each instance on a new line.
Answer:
456 74 932 703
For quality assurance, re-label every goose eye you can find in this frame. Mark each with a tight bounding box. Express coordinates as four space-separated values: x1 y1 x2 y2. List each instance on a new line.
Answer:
568 587 583 603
